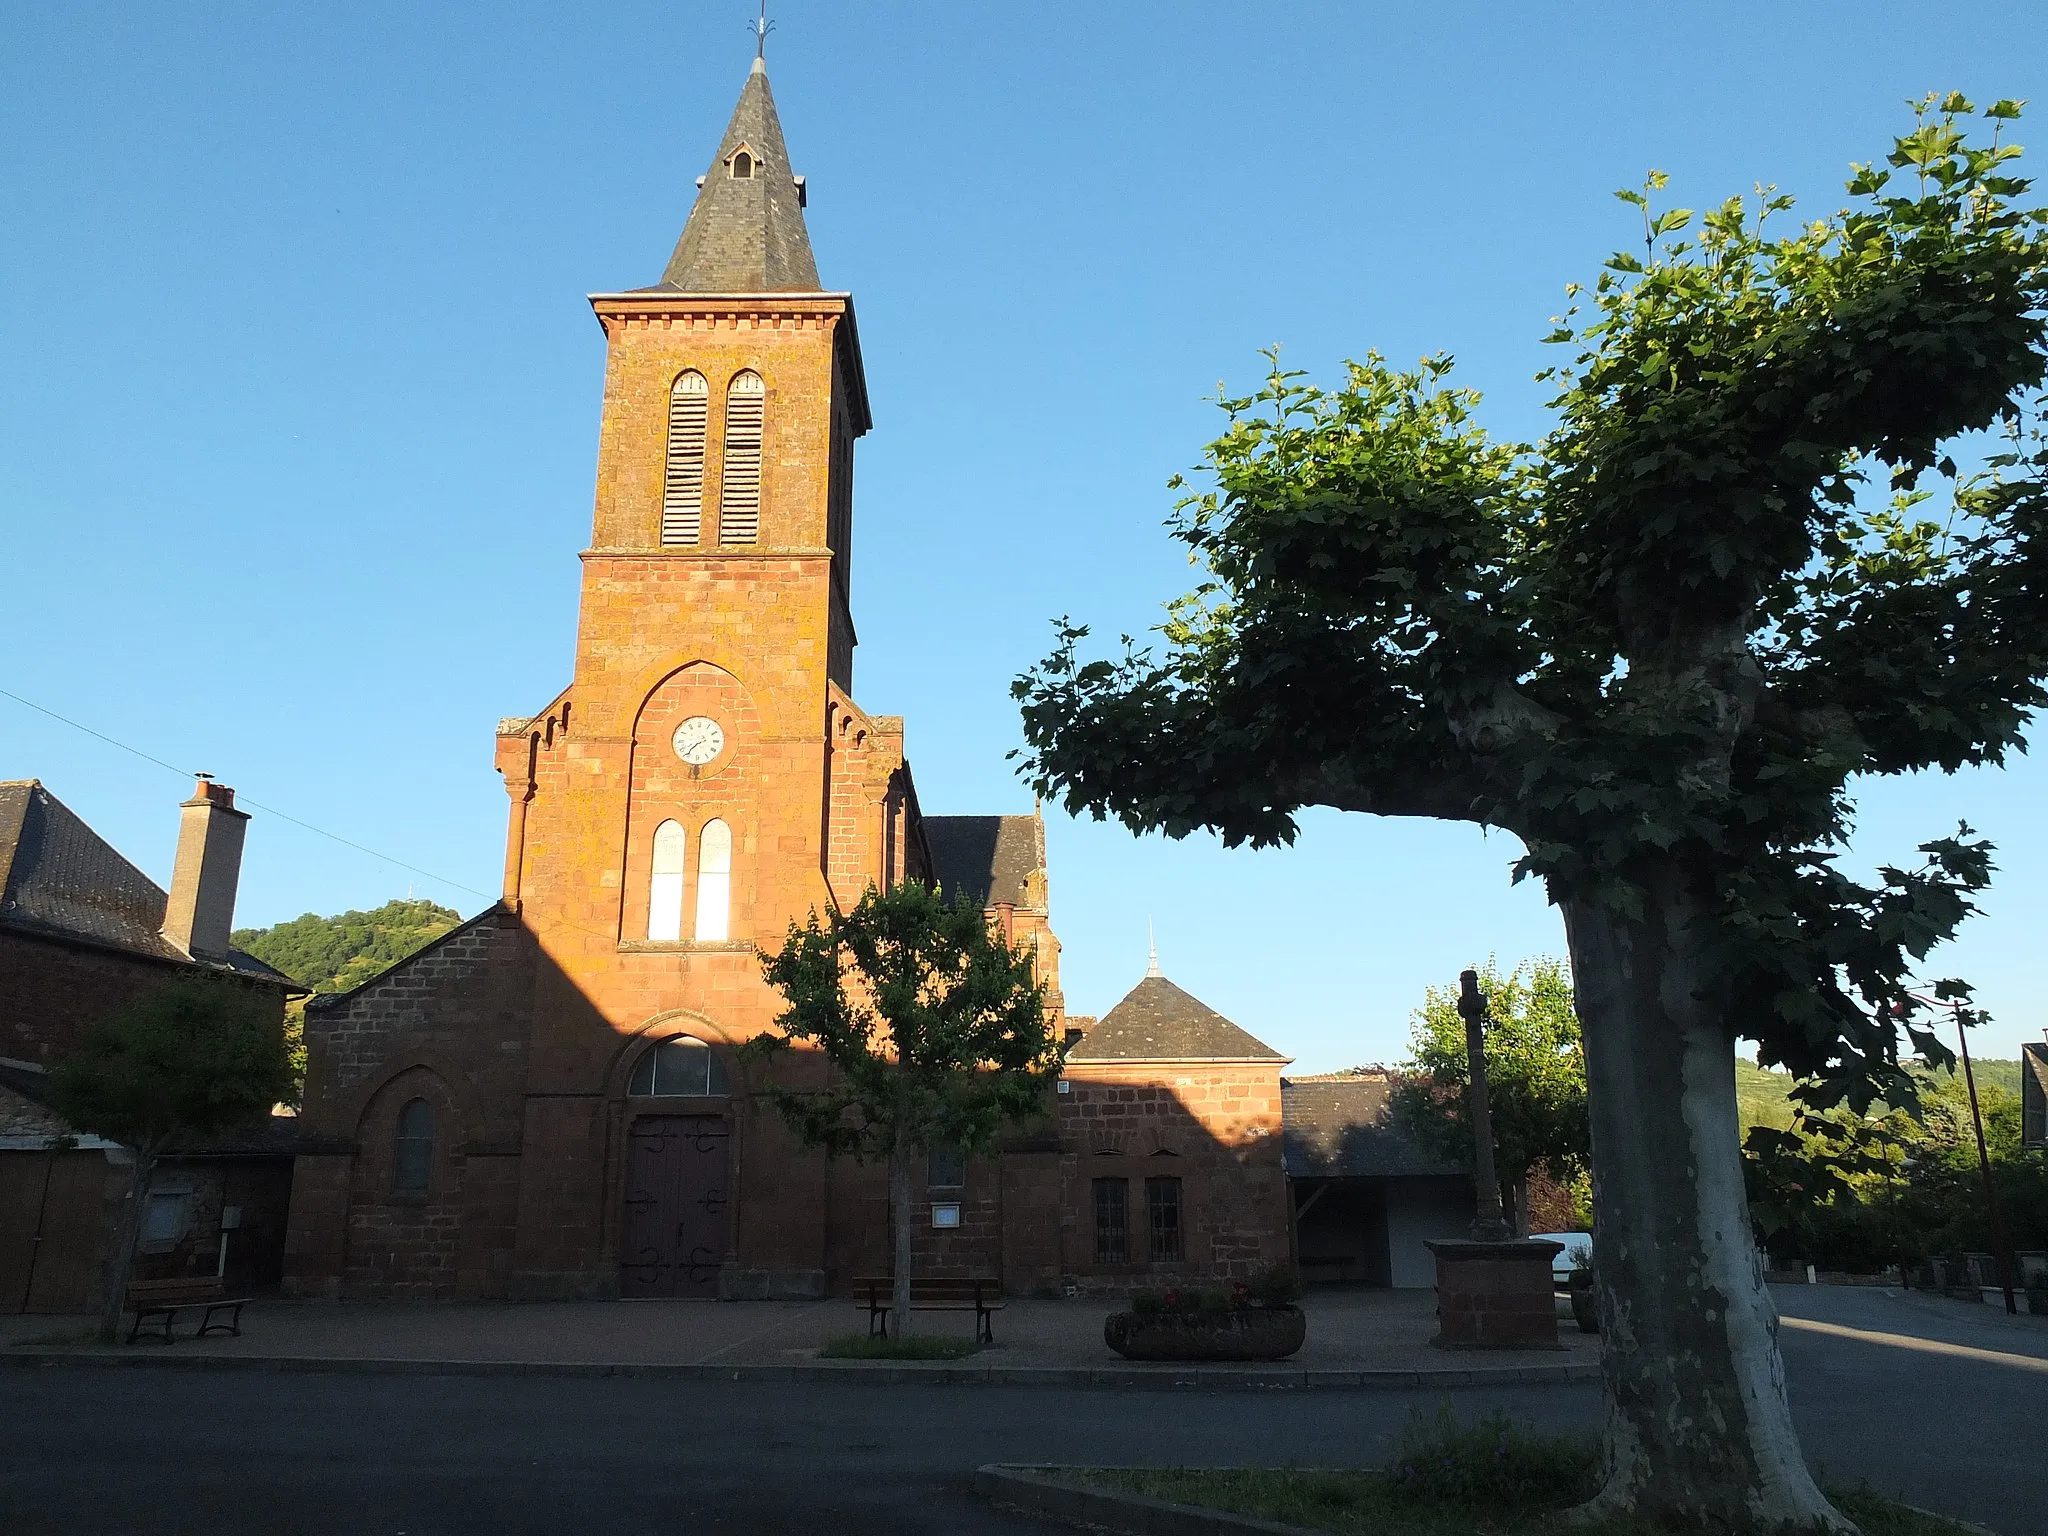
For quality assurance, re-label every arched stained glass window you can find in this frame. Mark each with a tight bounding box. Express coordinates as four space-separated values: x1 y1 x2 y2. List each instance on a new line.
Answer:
695 818 732 941
663 372 708 545
648 820 686 941
629 1036 730 1097
719 372 764 545
394 1098 435 1194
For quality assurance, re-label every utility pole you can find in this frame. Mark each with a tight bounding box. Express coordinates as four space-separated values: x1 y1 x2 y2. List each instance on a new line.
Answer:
1458 968 1512 1242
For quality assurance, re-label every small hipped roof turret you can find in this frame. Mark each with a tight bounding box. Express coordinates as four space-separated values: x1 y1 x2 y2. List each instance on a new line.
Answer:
659 56 821 293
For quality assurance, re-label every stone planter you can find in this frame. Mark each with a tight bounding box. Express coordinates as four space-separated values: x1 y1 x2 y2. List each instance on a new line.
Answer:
1103 1306 1307 1361
1567 1271 1598 1334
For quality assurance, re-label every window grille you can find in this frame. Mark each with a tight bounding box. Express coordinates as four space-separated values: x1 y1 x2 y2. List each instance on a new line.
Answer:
394 1098 435 1194
648 820 686 940
695 817 732 940
663 372 708 544
719 371 764 544
1093 1177 1128 1265
628 1036 729 1097
1146 1176 1183 1263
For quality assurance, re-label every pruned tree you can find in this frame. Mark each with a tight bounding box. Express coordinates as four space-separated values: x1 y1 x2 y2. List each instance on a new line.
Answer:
49 975 293 1344
1391 957 1589 1227
751 881 1062 1336
1013 97 2048 1531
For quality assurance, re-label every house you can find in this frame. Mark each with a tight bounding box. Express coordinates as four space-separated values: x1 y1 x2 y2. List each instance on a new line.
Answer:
0 777 300 1313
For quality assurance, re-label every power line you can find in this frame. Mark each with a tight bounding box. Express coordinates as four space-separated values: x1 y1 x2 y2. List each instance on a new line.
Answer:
0 683 497 903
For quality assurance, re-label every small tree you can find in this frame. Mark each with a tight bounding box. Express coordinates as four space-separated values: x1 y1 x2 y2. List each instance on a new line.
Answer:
751 882 1063 1335
49 975 293 1344
1391 957 1589 1226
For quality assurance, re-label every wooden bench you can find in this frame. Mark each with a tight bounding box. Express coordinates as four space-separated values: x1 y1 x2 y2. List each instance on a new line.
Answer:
125 1277 251 1345
852 1276 1004 1344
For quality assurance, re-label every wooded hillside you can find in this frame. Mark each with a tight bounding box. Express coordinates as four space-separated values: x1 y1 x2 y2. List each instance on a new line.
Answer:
233 899 464 994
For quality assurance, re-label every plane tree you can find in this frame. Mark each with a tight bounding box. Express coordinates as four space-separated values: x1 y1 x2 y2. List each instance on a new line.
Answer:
1013 98 2048 1531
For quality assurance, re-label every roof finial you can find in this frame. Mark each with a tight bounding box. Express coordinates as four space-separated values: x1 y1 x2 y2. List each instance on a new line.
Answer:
749 1 773 67
1147 919 1161 979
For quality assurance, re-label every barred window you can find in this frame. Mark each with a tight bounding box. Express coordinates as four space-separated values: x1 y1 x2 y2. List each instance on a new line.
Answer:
719 370 764 544
648 820 686 940
662 371 708 544
1093 1177 1128 1266
1146 1176 1183 1263
394 1099 435 1194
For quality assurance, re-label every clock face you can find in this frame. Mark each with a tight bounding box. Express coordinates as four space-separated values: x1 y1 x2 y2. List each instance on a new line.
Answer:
671 716 725 766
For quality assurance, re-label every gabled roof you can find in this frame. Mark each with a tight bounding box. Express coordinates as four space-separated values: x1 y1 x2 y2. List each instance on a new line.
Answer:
1066 974 1286 1064
923 814 1043 911
658 59 821 293
1281 1073 1464 1179
0 780 289 986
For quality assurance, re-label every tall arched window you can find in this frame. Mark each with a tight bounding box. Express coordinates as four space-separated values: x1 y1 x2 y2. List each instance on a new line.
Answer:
394 1098 435 1194
648 820 686 940
663 371 708 545
695 818 732 941
719 371 764 544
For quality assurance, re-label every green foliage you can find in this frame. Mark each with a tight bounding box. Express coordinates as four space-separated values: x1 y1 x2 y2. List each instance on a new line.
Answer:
1014 97 2048 1110
1741 1063 2048 1269
748 881 1063 1164
232 900 462 995
1390 1406 1600 1512
49 975 292 1154
1389 958 1589 1190
817 1333 980 1360
1128 1267 1302 1317
1735 1059 1800 1131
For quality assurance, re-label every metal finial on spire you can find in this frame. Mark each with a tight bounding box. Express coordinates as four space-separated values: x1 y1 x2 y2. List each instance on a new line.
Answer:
1147 920 1161 979
749 1 773 61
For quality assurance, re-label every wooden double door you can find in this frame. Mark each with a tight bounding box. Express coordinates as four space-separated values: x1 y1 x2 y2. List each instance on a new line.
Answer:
620 1115 730 1298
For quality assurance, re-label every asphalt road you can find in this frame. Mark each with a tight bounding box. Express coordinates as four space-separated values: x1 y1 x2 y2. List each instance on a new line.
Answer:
1 1288 2041 1536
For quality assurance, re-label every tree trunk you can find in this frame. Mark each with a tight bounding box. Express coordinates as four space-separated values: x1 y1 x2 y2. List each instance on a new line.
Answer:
97 1144 155 1346
1562 880 1853 1534
889 1117 914 1339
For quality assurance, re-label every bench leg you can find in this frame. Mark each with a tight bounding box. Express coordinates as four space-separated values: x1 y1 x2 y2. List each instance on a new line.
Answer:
977 1307 993 1346
196 1301 245 1338
129 1306 176 1345
869 1303 889 1338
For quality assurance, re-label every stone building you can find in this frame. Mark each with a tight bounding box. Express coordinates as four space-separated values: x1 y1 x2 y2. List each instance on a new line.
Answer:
281 59 1296 1303
0 778 300 1312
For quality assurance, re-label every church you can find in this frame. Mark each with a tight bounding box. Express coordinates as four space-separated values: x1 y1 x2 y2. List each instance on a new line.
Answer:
279 57 1303 1303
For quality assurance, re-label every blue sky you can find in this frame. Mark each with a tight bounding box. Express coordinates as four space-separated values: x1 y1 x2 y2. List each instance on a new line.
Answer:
4 2 2046 1070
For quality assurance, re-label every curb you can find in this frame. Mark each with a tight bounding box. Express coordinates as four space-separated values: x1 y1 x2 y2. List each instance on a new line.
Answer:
3 1348 1600 1391
975 1465 1316 1535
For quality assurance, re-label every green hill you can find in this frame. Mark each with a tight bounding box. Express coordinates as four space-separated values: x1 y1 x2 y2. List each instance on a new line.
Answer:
234 899 465 994
1736 1055 2022 1130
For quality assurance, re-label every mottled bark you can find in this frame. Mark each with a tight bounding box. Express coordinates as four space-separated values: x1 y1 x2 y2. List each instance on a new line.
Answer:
1563 878 1853 1534
97 1144 156 1346
890 1115 914 1338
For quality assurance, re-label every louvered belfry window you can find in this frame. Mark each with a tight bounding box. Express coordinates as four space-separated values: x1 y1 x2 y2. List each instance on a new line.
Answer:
663 371 708 545
719 370 764 544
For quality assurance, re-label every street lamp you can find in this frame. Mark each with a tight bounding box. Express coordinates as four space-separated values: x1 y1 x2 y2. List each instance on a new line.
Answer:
1457 967 1512 1243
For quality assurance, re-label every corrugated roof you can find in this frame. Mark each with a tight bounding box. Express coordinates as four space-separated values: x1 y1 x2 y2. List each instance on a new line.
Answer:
0 780 289 985
658 59 821 293
923 814 1043 911
1281 1074 1463 1179
1066 974 1286 1063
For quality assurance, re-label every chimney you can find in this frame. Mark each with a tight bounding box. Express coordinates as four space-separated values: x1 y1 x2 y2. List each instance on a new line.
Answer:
161 775 250 959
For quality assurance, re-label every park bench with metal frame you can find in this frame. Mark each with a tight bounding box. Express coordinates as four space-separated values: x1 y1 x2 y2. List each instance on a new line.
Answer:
125 1276 251 1345
852 1276 1003 1344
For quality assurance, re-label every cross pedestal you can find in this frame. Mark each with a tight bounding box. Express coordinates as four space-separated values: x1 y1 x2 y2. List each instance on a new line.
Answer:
1424 1237 1564 1349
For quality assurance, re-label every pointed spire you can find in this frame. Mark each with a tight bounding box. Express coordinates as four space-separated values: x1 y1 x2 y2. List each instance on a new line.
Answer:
1147 919 1161 979
660 60 820 293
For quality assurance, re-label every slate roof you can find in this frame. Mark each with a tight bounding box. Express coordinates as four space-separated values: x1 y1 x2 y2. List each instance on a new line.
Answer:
658 58 822 293
1066 974 1287 1064
923 814 1043 911
1281 1073 1464 1179
0 780 290 986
